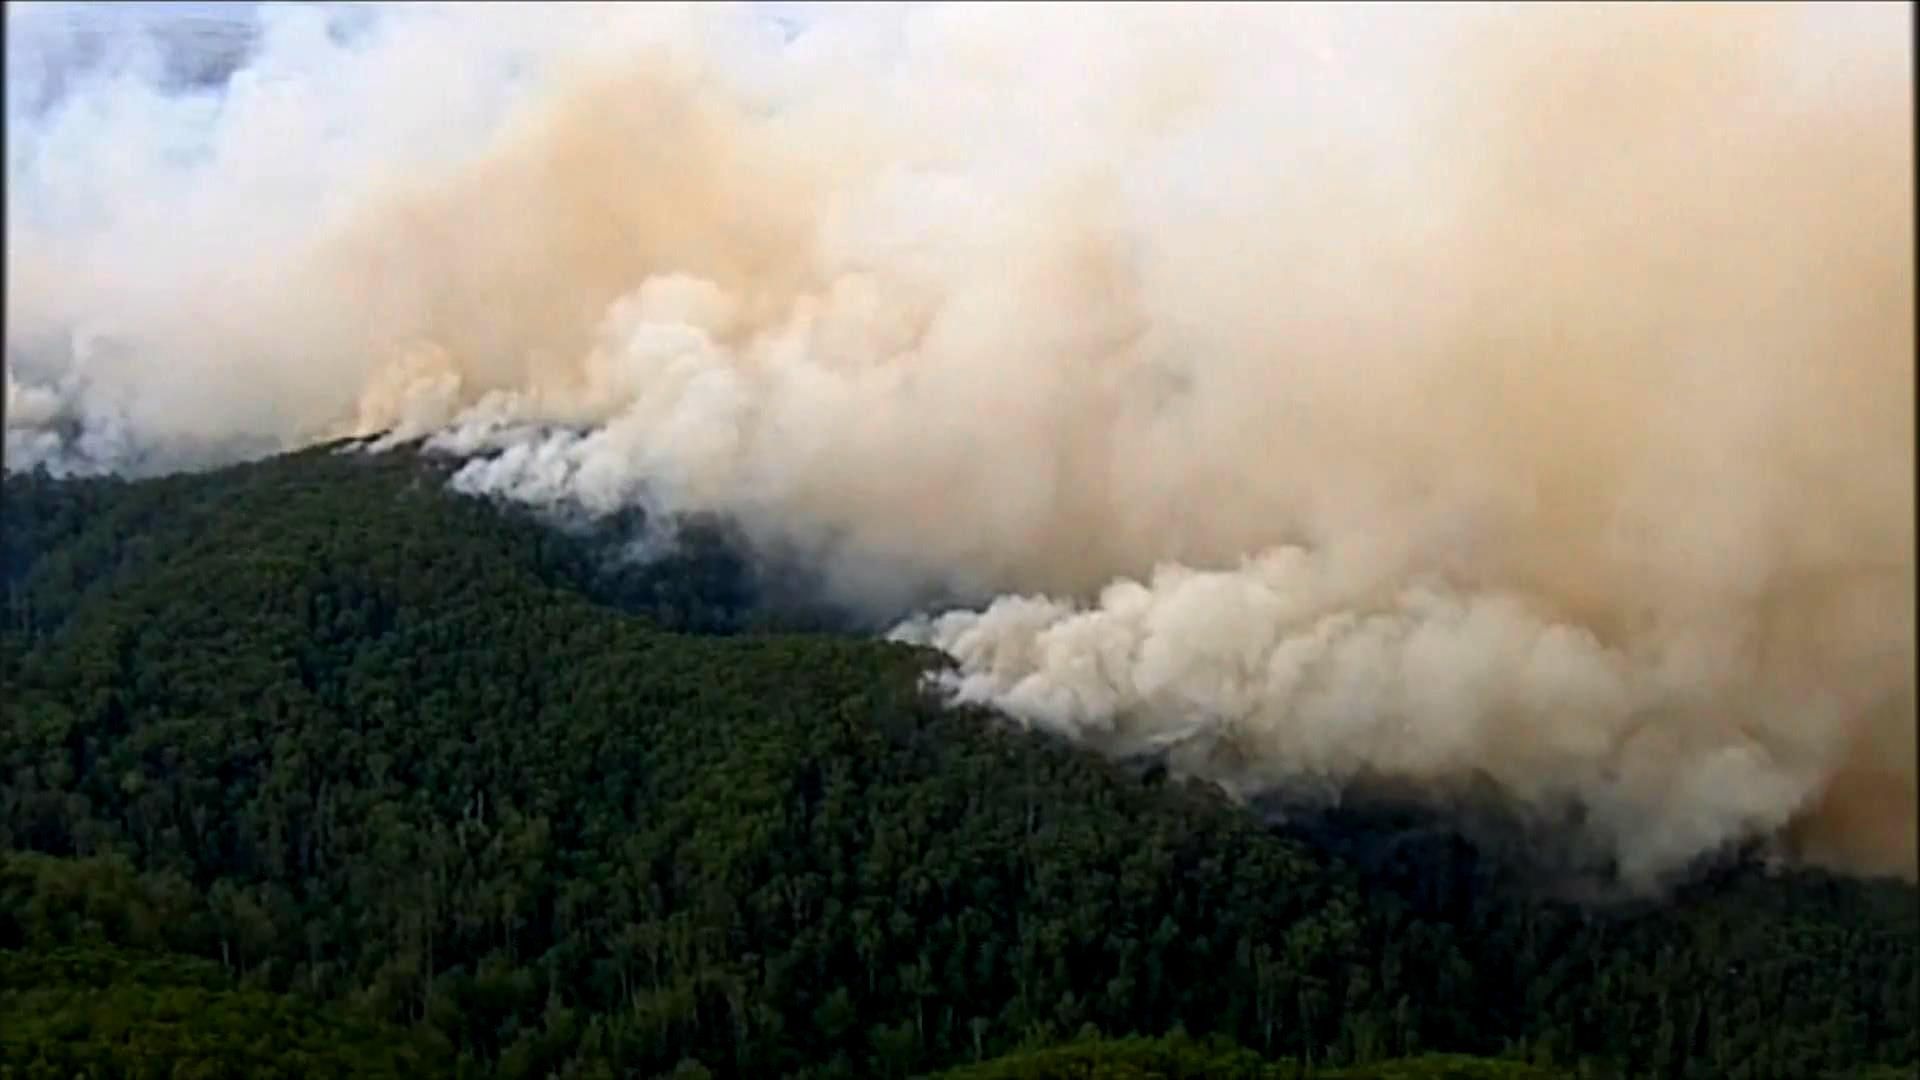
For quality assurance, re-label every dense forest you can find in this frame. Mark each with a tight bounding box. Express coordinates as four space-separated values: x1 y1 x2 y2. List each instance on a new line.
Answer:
1 444 1914 1078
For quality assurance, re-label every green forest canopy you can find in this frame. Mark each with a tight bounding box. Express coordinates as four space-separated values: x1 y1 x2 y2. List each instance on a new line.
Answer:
2 444 1914 1078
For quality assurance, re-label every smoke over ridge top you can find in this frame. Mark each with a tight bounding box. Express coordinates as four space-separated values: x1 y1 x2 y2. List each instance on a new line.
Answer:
6 1 1912 886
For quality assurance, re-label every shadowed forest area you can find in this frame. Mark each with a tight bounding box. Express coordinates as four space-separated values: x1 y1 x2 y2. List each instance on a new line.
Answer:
2 445 1914 1079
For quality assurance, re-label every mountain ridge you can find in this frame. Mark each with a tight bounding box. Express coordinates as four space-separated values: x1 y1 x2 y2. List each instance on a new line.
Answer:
2 444 1913 1078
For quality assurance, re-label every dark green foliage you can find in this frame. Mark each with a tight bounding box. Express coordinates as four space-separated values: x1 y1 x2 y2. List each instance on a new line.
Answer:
1318 1058 1568 1080
926 1032 1283 1079
0 943 446 1079
1 445 1914 1078
931 1034 1571 1079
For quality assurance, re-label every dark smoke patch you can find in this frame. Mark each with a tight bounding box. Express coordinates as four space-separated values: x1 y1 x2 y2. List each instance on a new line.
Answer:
560 508 861 637
349 433 867 636
1256 783 1780 908
1097 747 1787 906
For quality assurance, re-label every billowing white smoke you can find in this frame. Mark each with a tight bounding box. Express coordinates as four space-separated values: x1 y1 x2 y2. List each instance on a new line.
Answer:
5 2 1912 884
889 550 1847 886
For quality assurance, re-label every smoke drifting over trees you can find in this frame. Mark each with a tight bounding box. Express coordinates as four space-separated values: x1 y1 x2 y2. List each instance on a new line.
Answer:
5 2 1912 885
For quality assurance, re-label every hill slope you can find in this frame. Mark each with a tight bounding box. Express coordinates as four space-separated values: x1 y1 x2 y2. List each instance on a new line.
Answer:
2 446 1914 1079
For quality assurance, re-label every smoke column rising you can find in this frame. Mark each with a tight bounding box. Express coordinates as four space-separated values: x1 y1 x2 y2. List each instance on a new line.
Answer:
5 2 1913 886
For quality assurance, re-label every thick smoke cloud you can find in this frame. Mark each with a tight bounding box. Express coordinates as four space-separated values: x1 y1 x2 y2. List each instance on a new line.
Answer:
5 2 1912 885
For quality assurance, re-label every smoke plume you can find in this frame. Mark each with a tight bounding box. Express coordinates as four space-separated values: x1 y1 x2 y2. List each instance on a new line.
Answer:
5 2 1912 886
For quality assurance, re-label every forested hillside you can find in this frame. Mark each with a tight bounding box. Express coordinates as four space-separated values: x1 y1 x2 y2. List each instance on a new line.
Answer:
1 445 1914 1079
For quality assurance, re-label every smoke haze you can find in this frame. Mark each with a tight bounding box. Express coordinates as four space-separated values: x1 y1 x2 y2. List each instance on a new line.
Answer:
5 1 1913 886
